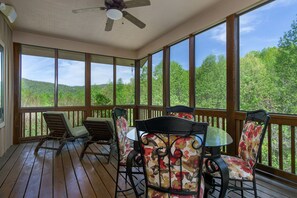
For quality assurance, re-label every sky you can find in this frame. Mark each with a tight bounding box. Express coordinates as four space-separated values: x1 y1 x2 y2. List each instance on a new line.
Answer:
22 0 297 86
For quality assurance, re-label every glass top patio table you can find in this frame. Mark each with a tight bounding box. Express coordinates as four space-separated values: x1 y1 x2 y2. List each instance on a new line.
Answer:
127 126 233 147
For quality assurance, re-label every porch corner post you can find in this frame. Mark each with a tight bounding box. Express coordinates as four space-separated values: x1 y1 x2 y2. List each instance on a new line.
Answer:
85 53 91 118
13 43 21 144
189 34 195 108
226 14 239 156
163 46 170 114
147 54 152 118
134 59 140 124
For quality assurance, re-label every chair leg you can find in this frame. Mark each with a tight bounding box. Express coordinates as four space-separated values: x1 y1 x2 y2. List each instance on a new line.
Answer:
79 142 90 160
240 181 244 197
56 141 66 156
108 144 112 163
115 165 120 198
253 179 257 198
34 138 46 155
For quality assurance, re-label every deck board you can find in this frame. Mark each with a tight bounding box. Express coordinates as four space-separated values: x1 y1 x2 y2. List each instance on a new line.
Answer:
0 141 296 198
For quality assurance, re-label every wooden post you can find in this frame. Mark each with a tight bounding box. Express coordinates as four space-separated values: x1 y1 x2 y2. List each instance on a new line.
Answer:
147 55 152 118
226 14 239 156
13 43 21 144
134 59 140 124
163 46 170 112
189 35 195 108
85 53 91 118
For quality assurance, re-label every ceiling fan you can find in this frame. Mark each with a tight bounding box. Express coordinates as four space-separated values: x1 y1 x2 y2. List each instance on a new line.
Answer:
72 0 151 31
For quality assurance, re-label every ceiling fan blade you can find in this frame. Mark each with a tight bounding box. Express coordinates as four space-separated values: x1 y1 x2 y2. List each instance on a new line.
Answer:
72 7 105 14
122 11 146 29
124 0 151 8
105 18 114 31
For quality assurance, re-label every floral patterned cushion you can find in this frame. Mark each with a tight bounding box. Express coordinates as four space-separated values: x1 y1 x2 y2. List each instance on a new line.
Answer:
116 116 131 163
209 155 253 181
147 176 204 198
141 133 204 195
238 120 264 168
168 112 194 121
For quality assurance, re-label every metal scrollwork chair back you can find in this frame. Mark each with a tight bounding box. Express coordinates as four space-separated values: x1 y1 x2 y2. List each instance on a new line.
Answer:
112 107 140 197
136 116 208 197
166 105 195 121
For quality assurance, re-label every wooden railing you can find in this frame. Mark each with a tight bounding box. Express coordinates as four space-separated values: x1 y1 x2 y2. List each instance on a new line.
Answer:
18 105 135 141
17 106 297 184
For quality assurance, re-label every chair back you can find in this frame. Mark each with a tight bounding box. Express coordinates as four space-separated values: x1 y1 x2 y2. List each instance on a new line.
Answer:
112 107 131 162
43 112 72 138
166 105 195 121
238 109 270 169
136 116 208 197
83 118 114 142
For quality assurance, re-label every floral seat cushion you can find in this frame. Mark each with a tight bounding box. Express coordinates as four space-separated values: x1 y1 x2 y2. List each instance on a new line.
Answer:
116 116 133 164
142 133 204 196
209 155 253 181
147 176 204 198
168 112 194 121
238 120 264 168
205 120 263 181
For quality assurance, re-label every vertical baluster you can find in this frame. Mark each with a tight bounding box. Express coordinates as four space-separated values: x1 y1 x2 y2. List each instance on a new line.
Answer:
279 125 283 170
41 112 43 136
77 110 79 126
211 116 214 126
291 126 295 174
216 117 219 128
29 113 32 138
130 108 132 126
35 112 37 137
72 111 75 127
268 124 272 167
22 113 25 138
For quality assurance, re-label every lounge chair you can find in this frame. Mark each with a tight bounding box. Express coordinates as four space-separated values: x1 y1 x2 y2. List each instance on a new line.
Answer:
34 111 89 155
80 117 114 162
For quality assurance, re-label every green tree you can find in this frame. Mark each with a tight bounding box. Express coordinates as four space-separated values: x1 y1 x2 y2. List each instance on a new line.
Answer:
275 17 297 114
196 55 226 109
170 61 189 106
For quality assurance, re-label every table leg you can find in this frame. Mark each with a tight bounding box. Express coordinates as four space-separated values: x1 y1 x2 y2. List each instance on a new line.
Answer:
212 157 229 198
204 147 229 198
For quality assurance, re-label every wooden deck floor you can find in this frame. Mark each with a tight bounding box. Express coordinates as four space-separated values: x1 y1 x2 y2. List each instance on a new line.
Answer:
0 141 296 198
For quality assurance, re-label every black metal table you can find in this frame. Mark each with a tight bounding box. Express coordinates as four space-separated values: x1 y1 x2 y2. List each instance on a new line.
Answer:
126 126 233 198
202 127 233 198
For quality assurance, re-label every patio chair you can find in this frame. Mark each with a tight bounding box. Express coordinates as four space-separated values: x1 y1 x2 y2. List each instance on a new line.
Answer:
34 111 89 155
166 105 195 120
112 107 142 197
207 109 270 197
135 116 208 197
80 117 114 162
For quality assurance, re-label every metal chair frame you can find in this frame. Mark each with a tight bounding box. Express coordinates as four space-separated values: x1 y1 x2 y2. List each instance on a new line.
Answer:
135 116 208 197
166 105 195 115
210 109 270 197
112 107 143 197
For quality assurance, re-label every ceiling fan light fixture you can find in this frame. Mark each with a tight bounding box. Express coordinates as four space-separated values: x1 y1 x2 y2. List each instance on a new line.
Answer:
106 8 122 20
